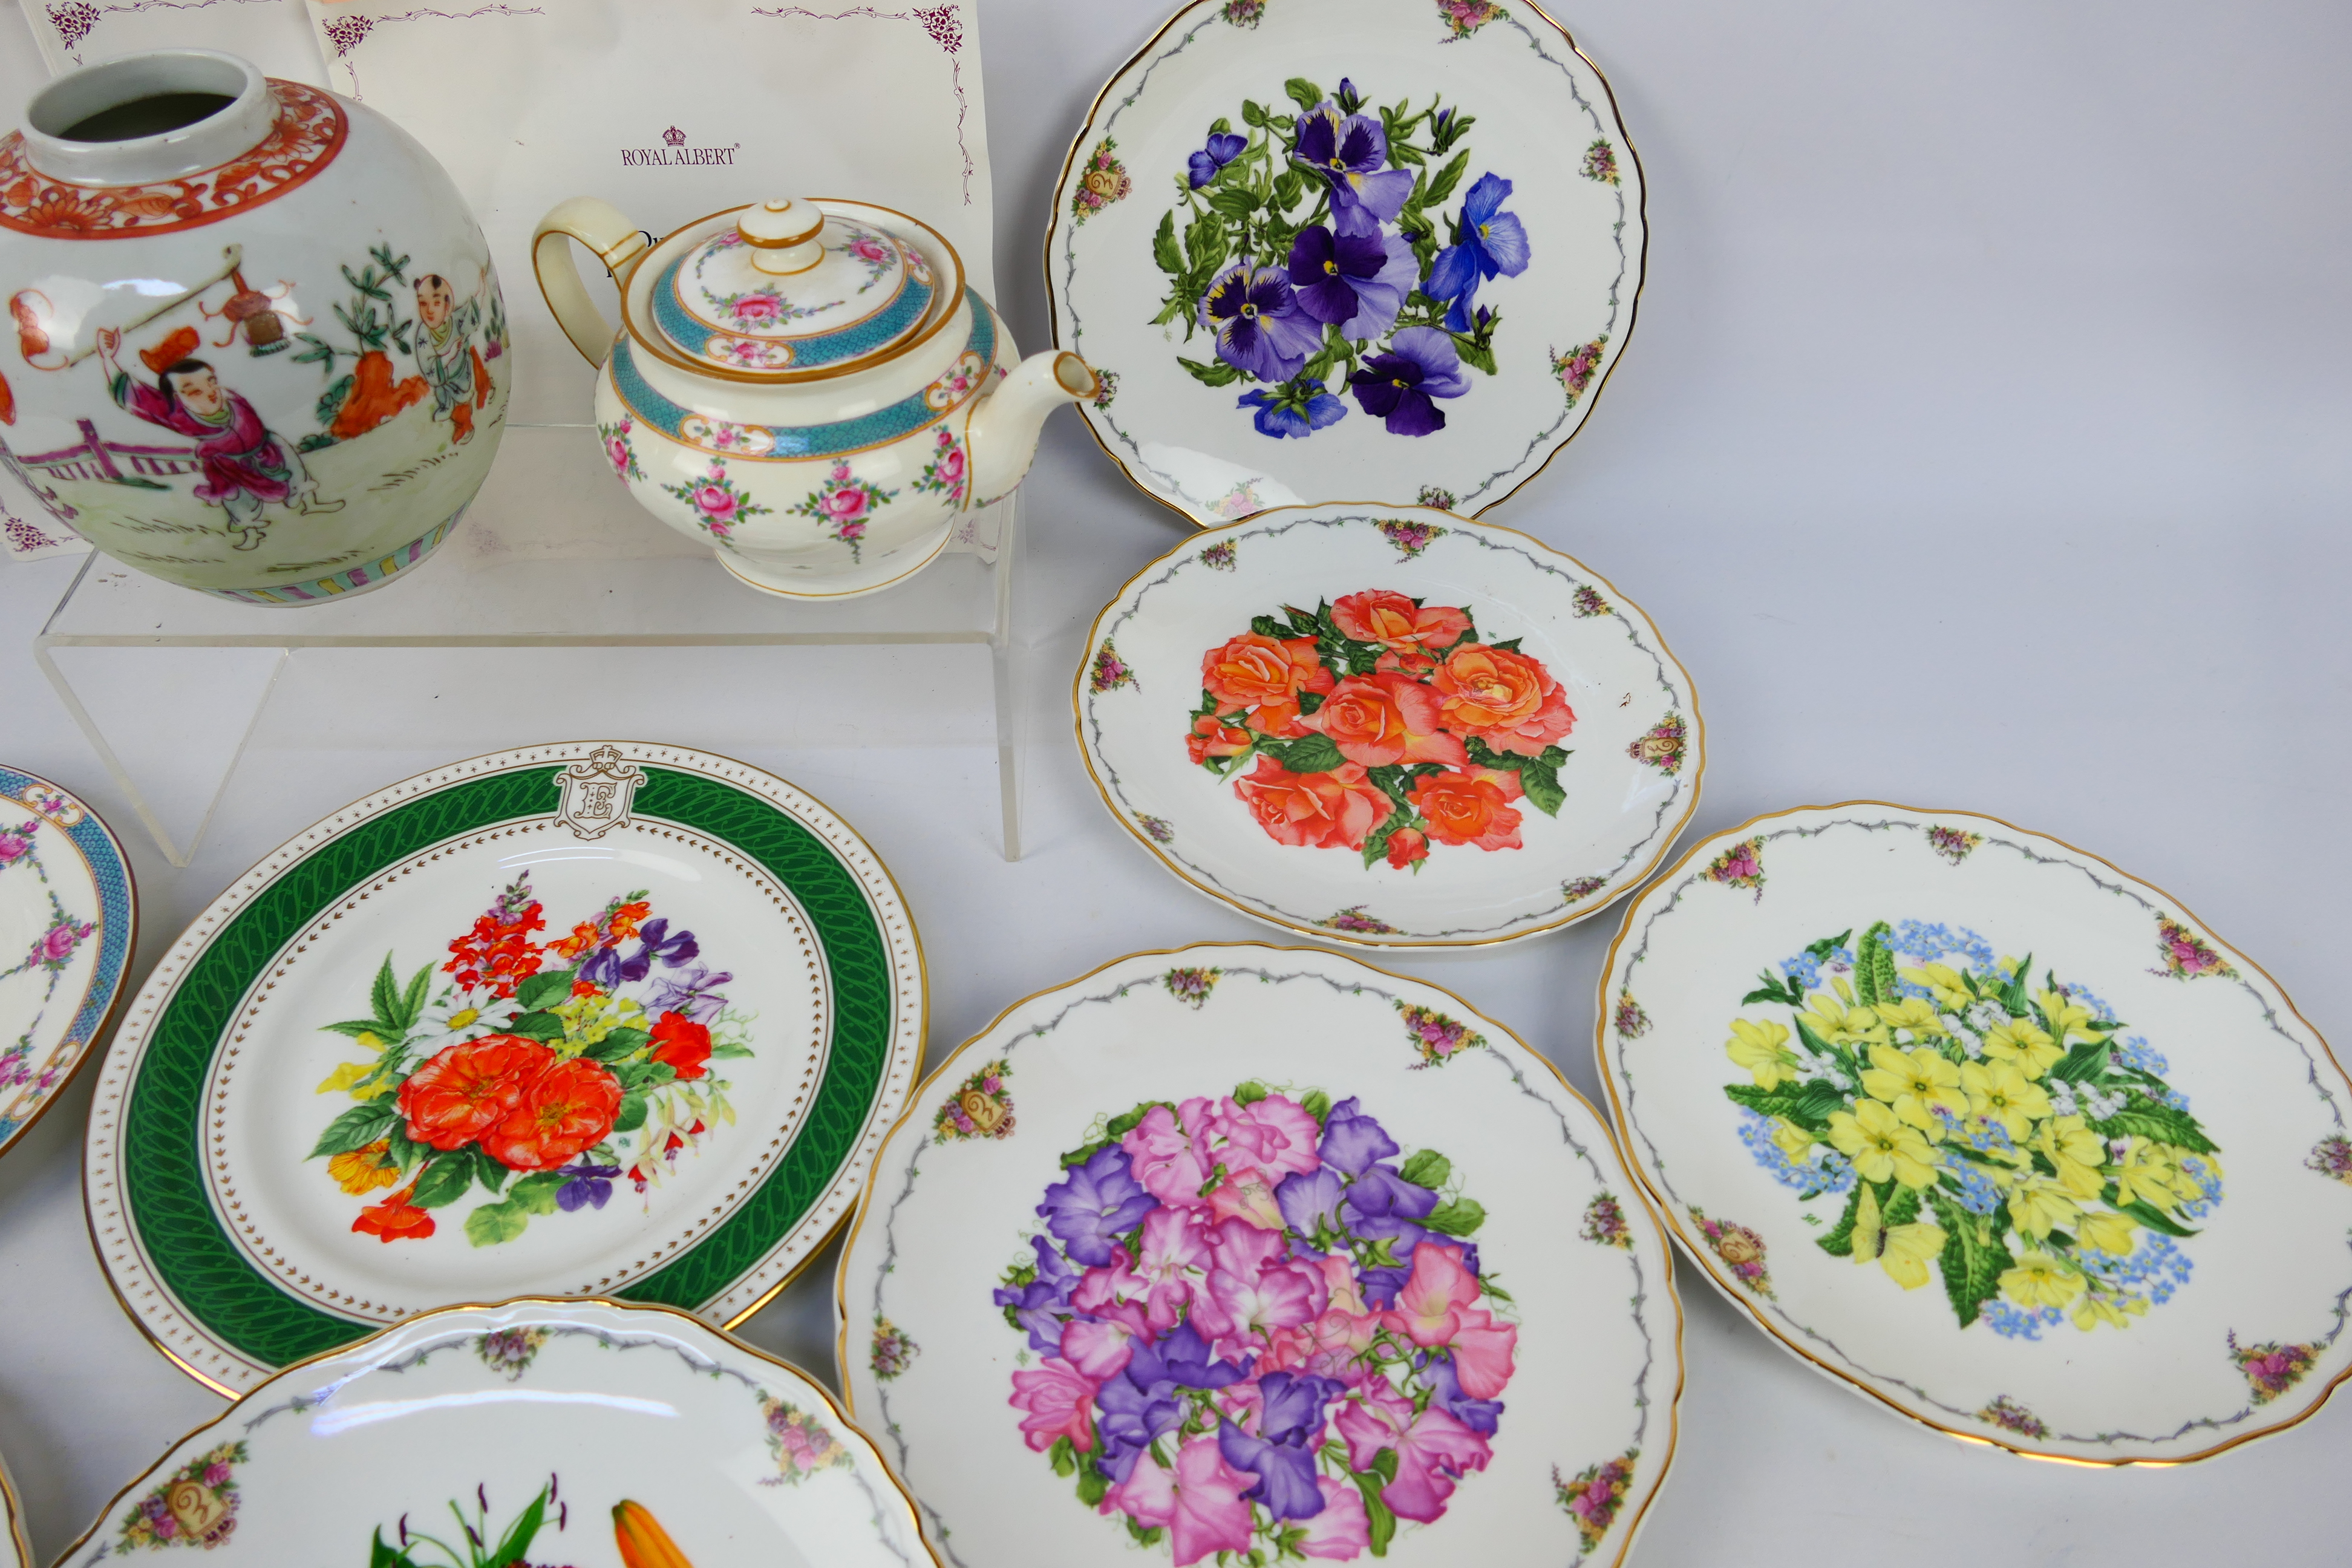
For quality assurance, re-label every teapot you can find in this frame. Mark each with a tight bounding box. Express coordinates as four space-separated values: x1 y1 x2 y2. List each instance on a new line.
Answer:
534 194 1096 598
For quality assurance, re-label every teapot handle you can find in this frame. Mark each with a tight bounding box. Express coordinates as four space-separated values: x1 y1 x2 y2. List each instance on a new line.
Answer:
531 198 652 368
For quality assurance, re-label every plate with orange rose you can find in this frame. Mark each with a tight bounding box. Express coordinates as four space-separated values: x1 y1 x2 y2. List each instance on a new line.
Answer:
84 742 924 1396
1076 506 1702 946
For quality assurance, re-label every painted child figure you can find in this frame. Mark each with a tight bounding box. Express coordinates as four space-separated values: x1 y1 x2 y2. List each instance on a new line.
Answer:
412 269 495 445
96 326 341 550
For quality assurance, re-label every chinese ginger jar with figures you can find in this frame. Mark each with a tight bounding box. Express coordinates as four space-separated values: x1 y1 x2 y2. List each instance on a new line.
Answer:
534 193 1097 598
0 50 509 604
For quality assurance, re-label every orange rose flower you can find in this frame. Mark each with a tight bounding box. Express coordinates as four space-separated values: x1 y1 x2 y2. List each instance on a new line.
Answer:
1187 714 1255 766
1200 633 1334 736
1431 644 1575 757
351 1184 436 1243
1305 673 1468 768
482 1056 623 1172
1408 769 1526 852
399 1035 554 1151
650 1010 712 1081
1385 827 1430 870
1231 756 1395 851
1374 647 1441 678
1330 590 1471 653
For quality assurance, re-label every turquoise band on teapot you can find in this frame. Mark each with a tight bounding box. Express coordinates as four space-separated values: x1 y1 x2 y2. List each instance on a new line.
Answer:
612 286 996 461
648 235 937 373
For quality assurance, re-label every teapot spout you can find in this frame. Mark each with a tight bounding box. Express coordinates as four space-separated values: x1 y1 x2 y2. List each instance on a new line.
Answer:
965 350 1099 506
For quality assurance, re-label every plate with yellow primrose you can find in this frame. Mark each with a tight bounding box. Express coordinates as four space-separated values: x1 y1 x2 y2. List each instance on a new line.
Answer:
1595 803 2352 1463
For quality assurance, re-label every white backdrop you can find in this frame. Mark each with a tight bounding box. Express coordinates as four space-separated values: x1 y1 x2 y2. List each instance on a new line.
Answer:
2 0 2348 1562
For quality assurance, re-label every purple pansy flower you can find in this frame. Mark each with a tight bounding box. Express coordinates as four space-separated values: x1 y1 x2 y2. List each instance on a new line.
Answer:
556 1162 619 1212
1037 1145 1157 1266
1189 130 1247 189
1426 172 1531 331
1348 325 1470 436
1292 102 1416 238
1201 264 1324 382
1319 1097 1400 1175
1286 224 1417 338
1237 383 1347 439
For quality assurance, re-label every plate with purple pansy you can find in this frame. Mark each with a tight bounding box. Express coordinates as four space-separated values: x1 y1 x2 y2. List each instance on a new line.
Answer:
837 942 1681 1568
1597 803 2352 1463
1047 0 1642 525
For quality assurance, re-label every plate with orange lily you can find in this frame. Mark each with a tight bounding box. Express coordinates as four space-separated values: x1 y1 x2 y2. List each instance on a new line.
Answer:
83 742 924 1396
1076 506 1700 946
53 1298 937 1567
1596 803 2352 1462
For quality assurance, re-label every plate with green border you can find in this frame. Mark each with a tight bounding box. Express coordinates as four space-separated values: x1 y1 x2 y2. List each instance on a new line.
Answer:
85 741 924 1396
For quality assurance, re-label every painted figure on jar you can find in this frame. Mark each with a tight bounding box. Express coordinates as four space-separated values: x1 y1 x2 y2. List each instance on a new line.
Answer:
412 267 494 444
96 325 341 549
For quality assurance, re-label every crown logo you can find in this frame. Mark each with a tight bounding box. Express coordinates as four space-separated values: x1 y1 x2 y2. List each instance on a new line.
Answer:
662 126 687 146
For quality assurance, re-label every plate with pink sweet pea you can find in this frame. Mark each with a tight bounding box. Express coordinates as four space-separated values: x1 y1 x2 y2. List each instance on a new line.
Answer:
836 942 1682 1568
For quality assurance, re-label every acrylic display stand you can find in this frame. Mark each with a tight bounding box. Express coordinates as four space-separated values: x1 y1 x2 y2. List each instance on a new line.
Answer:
32 426 1026 866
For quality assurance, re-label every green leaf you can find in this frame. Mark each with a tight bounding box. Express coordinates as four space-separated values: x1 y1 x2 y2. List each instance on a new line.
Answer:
464 1199 531 1247
397 962 434 1031
1284 77 1326 114
315 374 353 428
613 1093 648 1134
2049 1039 2109 1084
611 1059 676 1094
369 955 402 1033
1805 930 1855 962
1399 1149 1452 1189
1250 613 1288 638
1928 1189 2011 1329
370 1528 420 1568
514 969 576 1012
1126 1518 1164 1547
1241 99 1271 128
710 1040 754 1059
1999 951 2035 1016
407 1150 479 1210
1816 1183 1866 1256
1723 1079 1847 1133
1452 334 1498 376
1350 1468 1397 1558
485 1486 548 1568
1272 168 1306 211
1855 922 1896 1008
1233 1080 1272 1105
1422 149 1470 208
1049 1436 1078 1478
1361 804 1419 869
1151 209 1183 277
309 1103 398 1160
1742 970 1807 1008
1423 1197 1485 1236
2090 1102 2218 1155
1179 355 1244 388
385 1122 426 1174
1261 733 1347 774
1075 1462 1109 1507
509 1170 566 1216
1883 1183 1922 1227
475 1149 508 1194
1302 1090 1332 1124
1518 756 1566 817
2117 1197 2200 1238
500 1010 566 1042
318 1018 389 1039
585 1025 651 1062
1206 185 1261 220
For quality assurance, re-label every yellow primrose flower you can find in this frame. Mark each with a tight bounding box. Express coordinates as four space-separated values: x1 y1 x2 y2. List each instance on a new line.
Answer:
2036 988 2104 1044
2110 1137 2182 1209
1726 1018 1800 1089
2007 1177 2082 1240
1860 1044 1967 1135
2000 1251 2085 1310
2071 1292 2146 1331
2036 1114 2108 1200
1959 1059 2051 1140
1797 994 1881 1048
1770 1117 1817 1160
1874 996 1949 1038
1900 963 1973 1010
2076 1209 2139 1255
1981 1017 2062 1079
1878 1221 1948 1290
1827 1099 1942 1189
327 1139 400 1195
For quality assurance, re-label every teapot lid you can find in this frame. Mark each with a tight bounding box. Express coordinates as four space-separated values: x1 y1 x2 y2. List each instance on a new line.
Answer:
639 197 940 377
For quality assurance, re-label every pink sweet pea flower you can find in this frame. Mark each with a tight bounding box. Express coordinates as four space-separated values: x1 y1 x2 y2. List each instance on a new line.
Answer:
1134 1205 1213 1324
1206 1169 1285 1230
1386 1241 1483 1348
1197 1223 1327 1351
1318 1253 1369 1316
1099 1438 1256 1567
1334 1384 1492 1523
1060 1318 1136 1380
1199 1093 1322 1186
1447 1305 1519 1400
1296 1477 1372 1560
1073 1247 1159 1337
1008 1357 1099 1453
1122 1099 1217 1207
